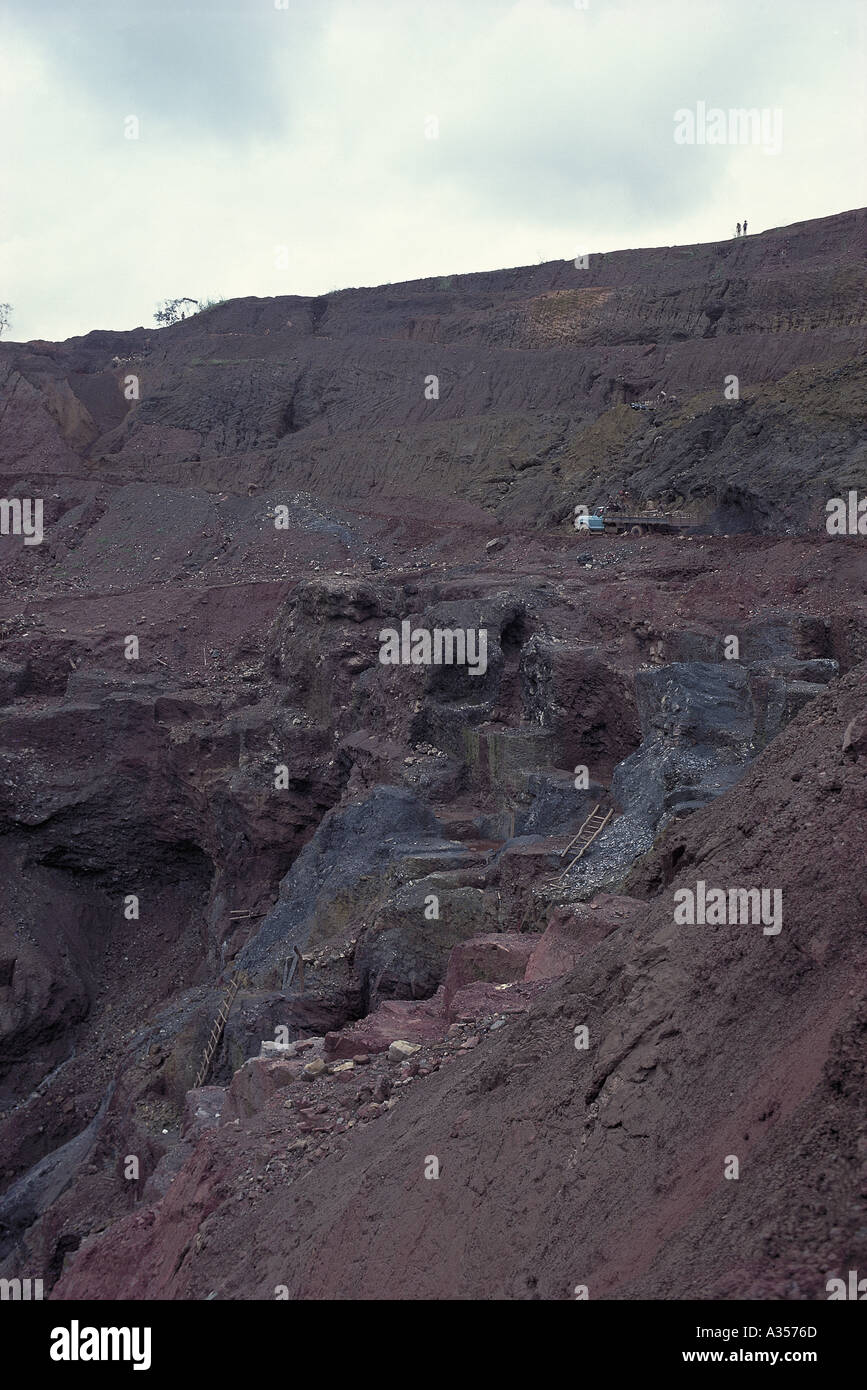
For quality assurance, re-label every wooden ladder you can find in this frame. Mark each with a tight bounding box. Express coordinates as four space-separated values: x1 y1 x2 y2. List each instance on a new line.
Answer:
194 972 242 1089
558 804 614 878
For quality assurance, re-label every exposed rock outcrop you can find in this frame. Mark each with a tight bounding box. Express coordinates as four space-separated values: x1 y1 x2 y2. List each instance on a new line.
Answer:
1 212 865 1298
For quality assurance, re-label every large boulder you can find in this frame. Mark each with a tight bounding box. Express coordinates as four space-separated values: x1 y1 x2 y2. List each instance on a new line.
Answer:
443 934 541 1012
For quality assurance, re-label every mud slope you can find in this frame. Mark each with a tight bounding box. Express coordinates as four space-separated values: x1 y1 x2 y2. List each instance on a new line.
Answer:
53 665 867 1300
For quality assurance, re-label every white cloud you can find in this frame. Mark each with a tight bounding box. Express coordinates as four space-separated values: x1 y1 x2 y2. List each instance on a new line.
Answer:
2 0 865 341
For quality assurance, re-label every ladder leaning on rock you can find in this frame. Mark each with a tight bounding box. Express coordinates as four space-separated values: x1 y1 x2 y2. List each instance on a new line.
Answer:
194 972 243 1089
558 804 614 878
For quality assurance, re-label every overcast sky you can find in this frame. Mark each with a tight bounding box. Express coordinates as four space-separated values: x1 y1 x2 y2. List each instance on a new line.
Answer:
2 0 864 342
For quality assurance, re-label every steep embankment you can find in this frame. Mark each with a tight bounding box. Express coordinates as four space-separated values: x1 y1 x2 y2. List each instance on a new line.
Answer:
53 664 867 1300
0 210 865 1296
1 209 865 532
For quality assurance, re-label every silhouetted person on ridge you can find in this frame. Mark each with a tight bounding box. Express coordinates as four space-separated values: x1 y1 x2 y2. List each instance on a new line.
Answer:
736 222 741 236
743 219 748 235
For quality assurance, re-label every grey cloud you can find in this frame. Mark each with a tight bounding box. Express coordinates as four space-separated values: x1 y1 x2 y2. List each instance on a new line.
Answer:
8 0 327 139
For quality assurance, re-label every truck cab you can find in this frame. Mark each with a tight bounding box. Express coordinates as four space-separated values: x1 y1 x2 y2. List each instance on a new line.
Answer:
574 512 606 532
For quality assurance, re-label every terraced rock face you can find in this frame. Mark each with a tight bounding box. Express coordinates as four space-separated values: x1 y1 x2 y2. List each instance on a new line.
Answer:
1 209 865 533
0 211 865 1298
49 666 867 1301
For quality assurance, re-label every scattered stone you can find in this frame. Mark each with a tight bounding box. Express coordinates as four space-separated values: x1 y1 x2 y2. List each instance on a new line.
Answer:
387 1040 422 1063
303 1057 326 1079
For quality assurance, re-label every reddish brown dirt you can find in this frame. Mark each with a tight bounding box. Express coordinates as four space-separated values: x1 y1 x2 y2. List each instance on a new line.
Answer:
1 210 865 1301
51 666 867 1300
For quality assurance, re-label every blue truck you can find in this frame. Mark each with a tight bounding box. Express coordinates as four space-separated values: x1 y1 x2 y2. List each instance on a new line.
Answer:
574 506 691 537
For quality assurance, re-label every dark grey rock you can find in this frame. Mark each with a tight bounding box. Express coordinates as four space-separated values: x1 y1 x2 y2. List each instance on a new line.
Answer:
238 786 449 984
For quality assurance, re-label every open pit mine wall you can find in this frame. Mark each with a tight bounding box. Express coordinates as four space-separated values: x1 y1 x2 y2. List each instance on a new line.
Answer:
1 207 865 533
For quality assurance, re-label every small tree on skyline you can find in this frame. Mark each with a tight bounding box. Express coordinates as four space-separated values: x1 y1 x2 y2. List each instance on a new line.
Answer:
154 297 199 326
